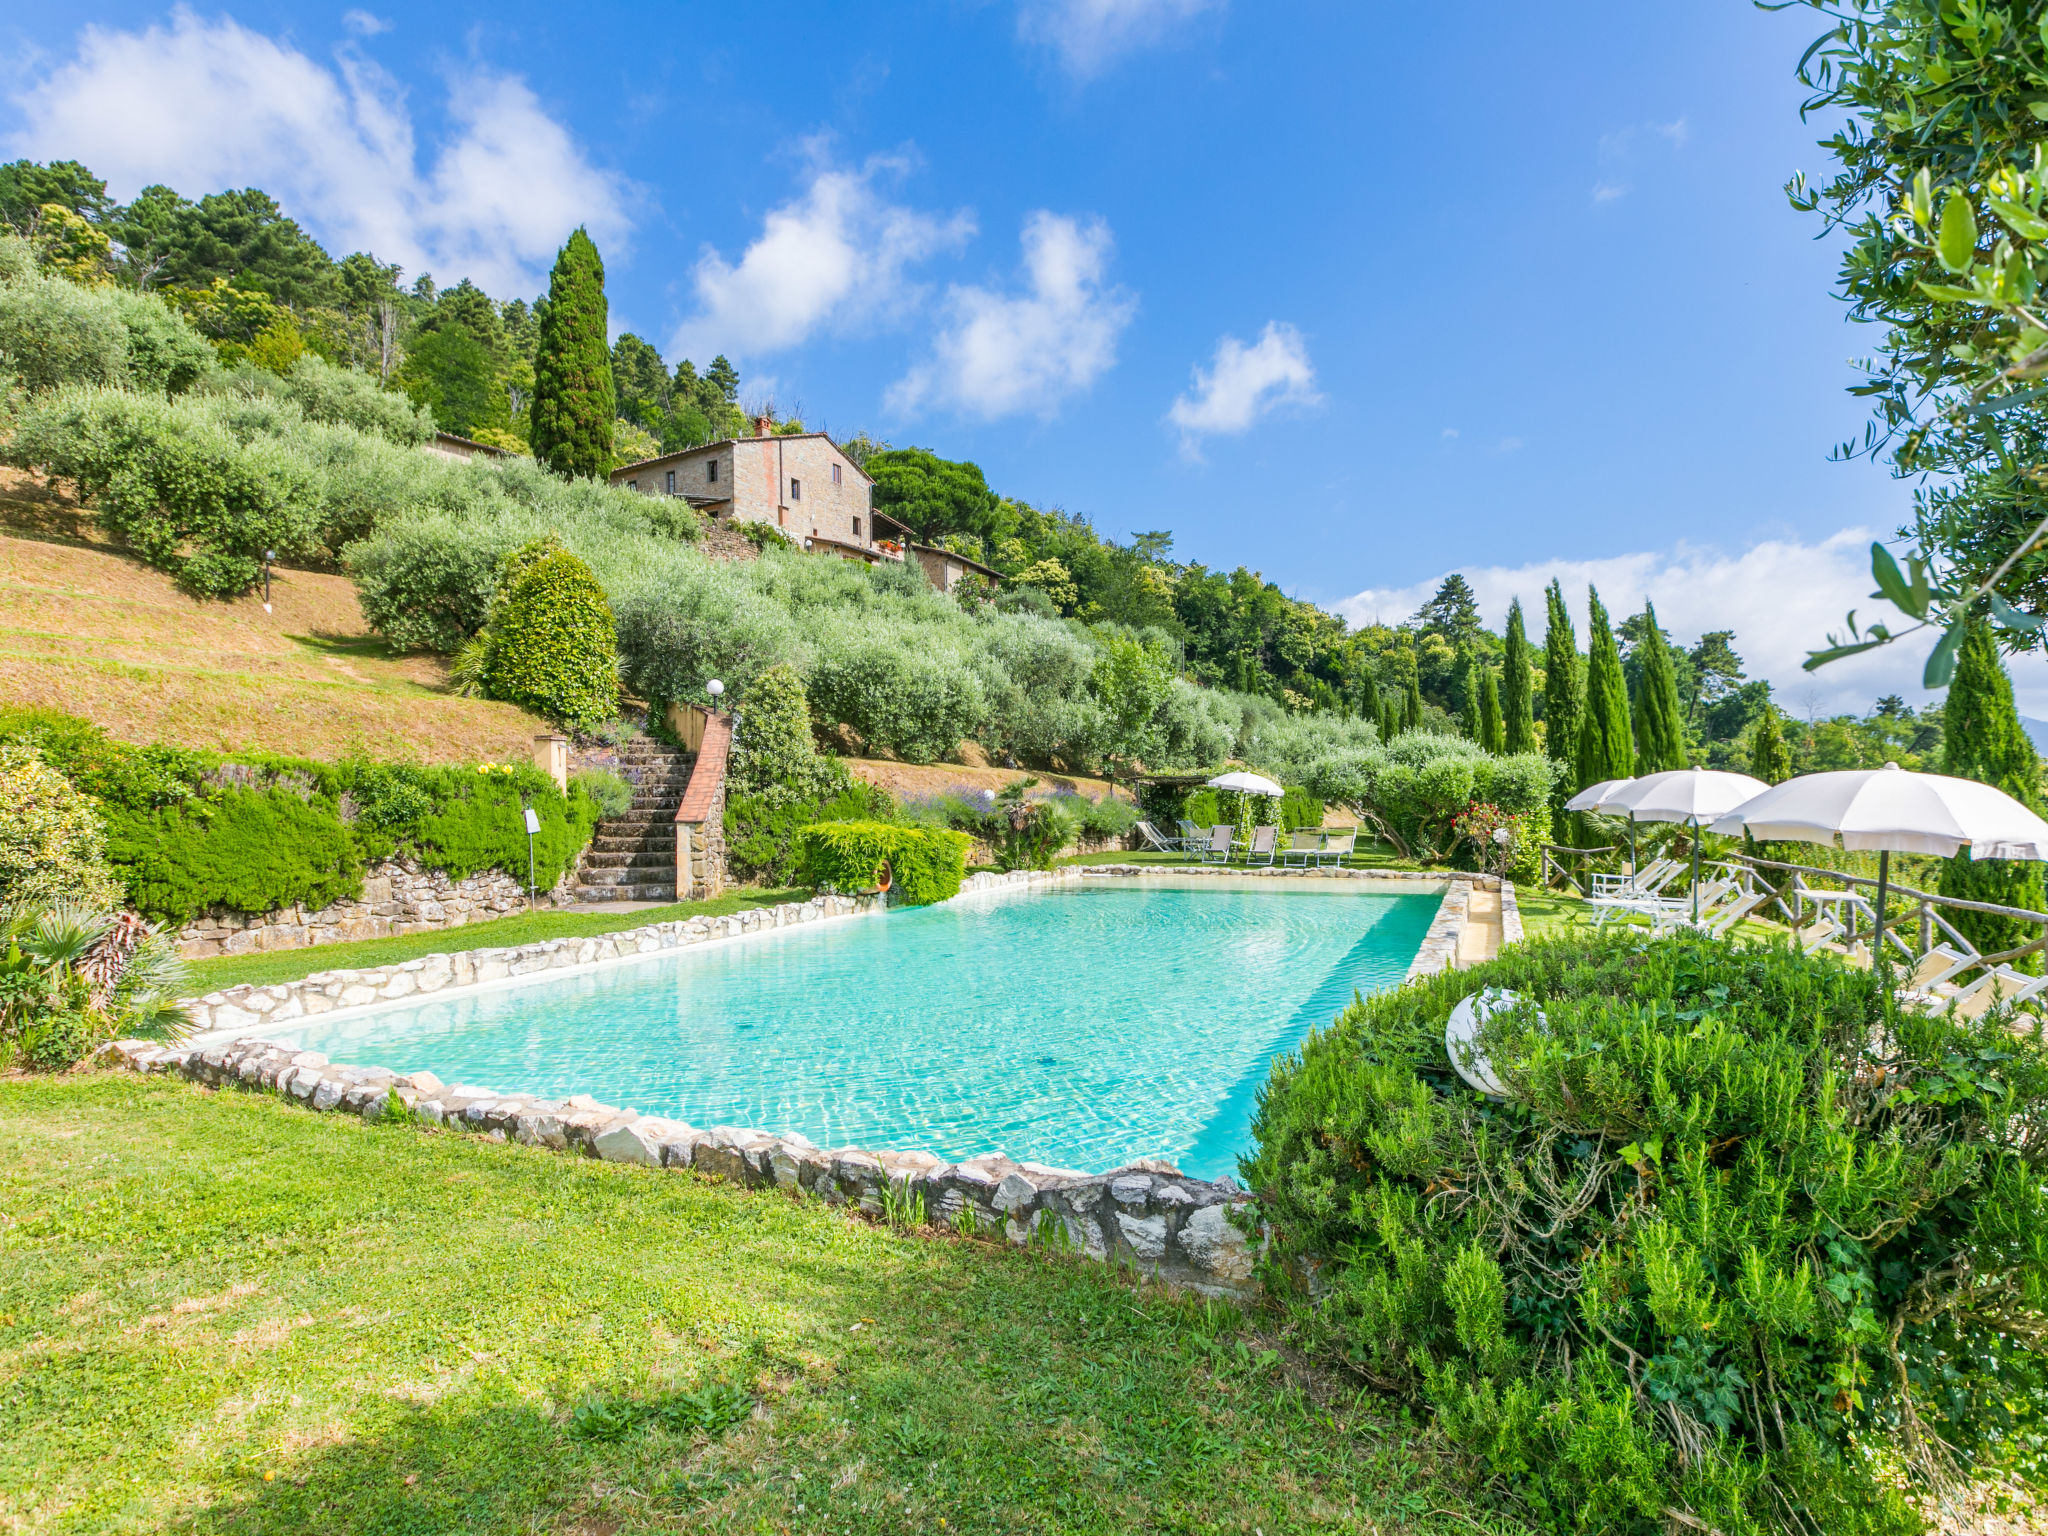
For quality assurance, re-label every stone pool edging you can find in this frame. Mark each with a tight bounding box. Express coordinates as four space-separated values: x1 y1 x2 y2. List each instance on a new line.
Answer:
178 871 1053 1036
100 1025 1263 1297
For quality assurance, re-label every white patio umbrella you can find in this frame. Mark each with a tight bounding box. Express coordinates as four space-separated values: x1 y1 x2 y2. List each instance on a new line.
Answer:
1707 762 2048 952
1564 778 1634 813
1609 767 1769 921
1206 771 1284 797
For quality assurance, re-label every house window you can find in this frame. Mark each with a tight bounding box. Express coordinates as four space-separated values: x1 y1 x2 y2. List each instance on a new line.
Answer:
664 469 675 494
707 460 718 483
853 517 862 537
626 479 638 492
790 478 802 501
831 462 842 485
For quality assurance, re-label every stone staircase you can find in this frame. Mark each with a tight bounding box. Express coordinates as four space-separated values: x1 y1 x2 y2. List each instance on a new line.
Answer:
571 735 696 903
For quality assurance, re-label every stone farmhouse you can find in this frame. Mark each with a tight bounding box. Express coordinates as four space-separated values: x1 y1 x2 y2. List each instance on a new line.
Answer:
610 419 896 564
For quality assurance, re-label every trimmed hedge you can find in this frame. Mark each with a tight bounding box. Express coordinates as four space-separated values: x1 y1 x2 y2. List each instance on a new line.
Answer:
481 544 618 731
794 821 969 906
1246 931 2048 1534
0 709 600 923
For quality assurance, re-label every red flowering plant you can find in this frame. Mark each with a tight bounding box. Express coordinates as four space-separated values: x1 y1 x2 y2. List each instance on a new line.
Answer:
1450 801 1524 877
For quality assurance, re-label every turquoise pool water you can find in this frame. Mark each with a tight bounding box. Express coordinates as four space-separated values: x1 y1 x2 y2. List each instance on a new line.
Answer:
274 877 1440 1179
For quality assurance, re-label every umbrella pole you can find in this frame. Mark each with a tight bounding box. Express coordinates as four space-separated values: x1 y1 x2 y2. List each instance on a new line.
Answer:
1691 818 1701 924
1874 849 1889 960
1629 816 1637 878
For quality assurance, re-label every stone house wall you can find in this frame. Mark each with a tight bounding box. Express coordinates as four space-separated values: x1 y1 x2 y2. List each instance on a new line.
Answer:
675 710 731 900
174 857 564 960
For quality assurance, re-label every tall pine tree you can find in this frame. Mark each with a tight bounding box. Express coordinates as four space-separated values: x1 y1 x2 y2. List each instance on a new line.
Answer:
1479 667 1504 755
1748 703 1790 784
1940 623 2045 962
530 228 615 479
1501 597 1536 755
1404 673 1424 733
1575 586 1634 794
1629 601 1688 773
1542 579 1583 804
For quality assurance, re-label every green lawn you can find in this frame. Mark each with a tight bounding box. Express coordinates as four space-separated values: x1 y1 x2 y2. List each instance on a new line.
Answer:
0 1074 1516 1535
185 889 809 993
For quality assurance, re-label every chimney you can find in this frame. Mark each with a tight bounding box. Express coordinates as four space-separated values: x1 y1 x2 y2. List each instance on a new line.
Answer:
754 413 773 437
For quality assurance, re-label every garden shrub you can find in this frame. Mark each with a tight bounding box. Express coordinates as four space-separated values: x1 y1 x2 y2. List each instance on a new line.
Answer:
1300 732 1557 864
0 260 217 397
807 629 985 764
0 744 124 908
477 543 619 731
112 787 364 923
794 821 968 905
727 783 893 886
1246 931 2048 1535
728 663 840 803
194 354 432 443
1279 786 1323 832
571 768 632 819
1 902 192 1071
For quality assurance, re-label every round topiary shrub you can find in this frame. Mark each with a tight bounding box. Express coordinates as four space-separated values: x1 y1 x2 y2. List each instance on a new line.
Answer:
0 744 124 909
482 542 618 731
1245 932 2048 1535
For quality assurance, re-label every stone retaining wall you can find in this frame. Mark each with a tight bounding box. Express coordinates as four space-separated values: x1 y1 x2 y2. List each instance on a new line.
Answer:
175 858 566 961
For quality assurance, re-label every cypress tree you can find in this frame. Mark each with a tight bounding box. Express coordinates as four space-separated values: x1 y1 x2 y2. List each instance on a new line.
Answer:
1479 667 1504 755
1357 669 1382 726
1501 598 1536 755
1404 673 1424 733
1575 586 1634 792
1542 579 1583 802
1940 623 2046 960
1629 601 1688 773
1461 656 1484 740
1748 703 1790 784
1379 699 1400 742
530 227 616 479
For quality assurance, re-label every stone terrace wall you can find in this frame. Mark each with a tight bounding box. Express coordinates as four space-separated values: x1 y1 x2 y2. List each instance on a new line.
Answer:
176 857 566 961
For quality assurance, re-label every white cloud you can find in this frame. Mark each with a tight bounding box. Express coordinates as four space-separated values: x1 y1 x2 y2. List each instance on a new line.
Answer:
672 152 973 361
1017 0 1223 78
341 10 392 36
1167 321 1318 453
8 10 629 296
889 211 1135 420
1334 529 1966 718
1590 116 1689 206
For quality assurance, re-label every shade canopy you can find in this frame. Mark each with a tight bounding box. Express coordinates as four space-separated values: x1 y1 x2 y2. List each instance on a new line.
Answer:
1206 771 1284 797
1706 762 2048 860
1564 777 1634 813
1609 767 1769 826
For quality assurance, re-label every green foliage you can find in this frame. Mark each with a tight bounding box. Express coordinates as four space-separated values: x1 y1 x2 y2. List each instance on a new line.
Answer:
728 663 837 802
570 768 632 819
726 782 891 886
1299 733 1557 866
865 447 1008 548
1477 667 1503 756
0 745 123 909
1247 931 2048 1533
1278 786 1324 833
530 228 614 479
794 820 969 905
1940 623 2045 956
808 632 986 765
1748 704 1791 785
1629 600 1688 773
1541 580 1582 796
0 262 213 395
1575 586 1634 795
0 901 192 1071
115 787 363 924
399 320 505 438
477 544 619 731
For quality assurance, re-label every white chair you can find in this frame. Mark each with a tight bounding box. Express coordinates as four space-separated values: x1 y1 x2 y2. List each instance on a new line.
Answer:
1279 830 1322 868
1591 858 1679 901
1196 825 1234 864
1133 820 1180 853
1241 825 1279 866
1314 829 1357 869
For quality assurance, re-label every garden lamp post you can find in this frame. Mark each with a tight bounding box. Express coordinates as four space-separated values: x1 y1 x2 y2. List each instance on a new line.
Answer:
707 678 725 714
261 549 275 613
522 805 541 911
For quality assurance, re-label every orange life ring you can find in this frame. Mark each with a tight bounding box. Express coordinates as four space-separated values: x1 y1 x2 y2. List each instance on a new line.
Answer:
874 858 893 893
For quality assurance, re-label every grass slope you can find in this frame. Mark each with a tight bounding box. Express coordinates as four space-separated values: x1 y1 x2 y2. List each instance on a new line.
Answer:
0 472 548 762
184 889 810 993
0 1075 1514 1535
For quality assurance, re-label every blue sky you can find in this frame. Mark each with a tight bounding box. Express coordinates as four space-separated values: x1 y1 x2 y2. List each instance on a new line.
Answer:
4 1 1964 714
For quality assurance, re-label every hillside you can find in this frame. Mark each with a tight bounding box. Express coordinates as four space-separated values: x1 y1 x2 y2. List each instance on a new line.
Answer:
0 469 552 761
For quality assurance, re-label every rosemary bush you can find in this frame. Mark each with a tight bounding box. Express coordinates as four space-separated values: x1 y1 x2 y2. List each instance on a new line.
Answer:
1245 932 2048 1535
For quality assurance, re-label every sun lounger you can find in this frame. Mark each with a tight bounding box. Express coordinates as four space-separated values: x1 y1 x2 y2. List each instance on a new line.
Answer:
1792 916 1843 955
1279 830 1322 868
1241 825 1279 866
1133 820 1180 853
1950 966 2048 1022
1693 888 1768 940
1196 825 1234 864
1314 829 1357 868
1899 944 1979 999
1591 859 1680 901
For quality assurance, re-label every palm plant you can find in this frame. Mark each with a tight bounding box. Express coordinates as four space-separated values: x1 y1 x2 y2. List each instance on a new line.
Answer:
0 900 191 1070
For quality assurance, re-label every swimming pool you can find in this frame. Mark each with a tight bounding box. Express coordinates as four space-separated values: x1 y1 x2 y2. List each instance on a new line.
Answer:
271 875 1441 1180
